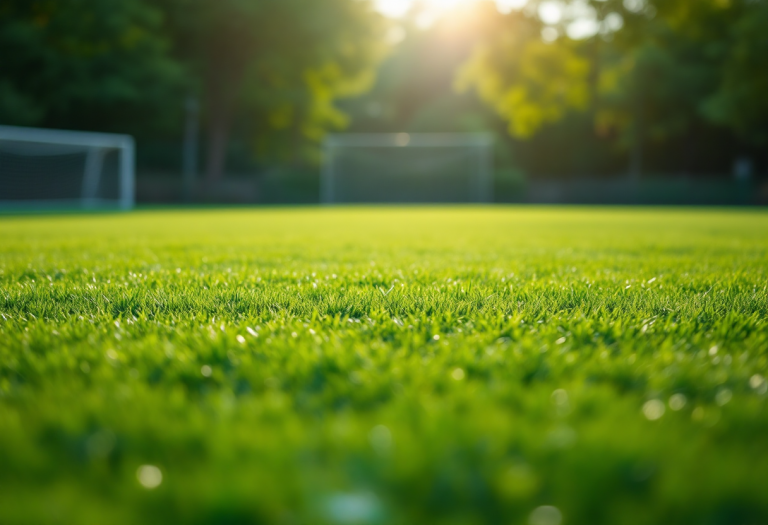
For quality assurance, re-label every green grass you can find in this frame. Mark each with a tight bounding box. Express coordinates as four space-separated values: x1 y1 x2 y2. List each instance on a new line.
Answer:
1 207 767 525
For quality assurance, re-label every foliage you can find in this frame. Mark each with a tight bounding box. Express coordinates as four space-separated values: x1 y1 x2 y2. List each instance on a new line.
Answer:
596 0 768 147
0 0 184 132
457 0 768 150
1 208 767 524
342 3 504 135
0 0 387 171
160 0 387 175
699 1 768 143
457 19 591 138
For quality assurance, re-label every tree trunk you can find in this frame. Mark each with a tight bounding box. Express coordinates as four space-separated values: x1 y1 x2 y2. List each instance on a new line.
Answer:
682 123 697 178
204 73 235 183
203 61 245 183
629 82 643 182
205 101 231 182
183 97 200 200
629 123 642 182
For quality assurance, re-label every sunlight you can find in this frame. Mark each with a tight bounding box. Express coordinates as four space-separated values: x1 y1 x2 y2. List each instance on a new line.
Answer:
375 0 609 41
374 0 529 19
374 0 411 18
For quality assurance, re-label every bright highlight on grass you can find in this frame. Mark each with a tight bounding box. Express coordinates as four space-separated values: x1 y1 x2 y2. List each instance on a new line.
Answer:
136 465 162 489
0 207 767 524
642 399 665 421
529 505 562 525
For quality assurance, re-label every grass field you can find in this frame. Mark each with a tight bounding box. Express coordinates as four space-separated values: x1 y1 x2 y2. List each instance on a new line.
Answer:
1 207 767 525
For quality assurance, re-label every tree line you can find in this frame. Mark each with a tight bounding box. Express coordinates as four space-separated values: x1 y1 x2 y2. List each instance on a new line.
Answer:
0 0 385 181
1 0 765 181
458 0 768 177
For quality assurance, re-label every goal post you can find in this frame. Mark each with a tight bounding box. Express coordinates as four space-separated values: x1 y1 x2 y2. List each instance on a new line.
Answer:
0 125 135 210
322 133 493 204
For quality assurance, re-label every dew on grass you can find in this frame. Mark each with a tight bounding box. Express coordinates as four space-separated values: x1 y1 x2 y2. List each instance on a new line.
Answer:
715 388 732 406
137 465 162 489
236 335 246 344
324 491 381 524
668 394 687 411
555 337 566 345
246 327 258 337
529 505 562 525
750 374 767 394
201 365 212 377
643 400 665 420
709 346 718 356
451 368 465 381
369 425 392 454
551 389 569 407
433 334 440 341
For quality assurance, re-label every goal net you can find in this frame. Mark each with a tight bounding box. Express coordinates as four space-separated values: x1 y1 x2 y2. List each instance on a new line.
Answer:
322 133 493 204
0 125 135 210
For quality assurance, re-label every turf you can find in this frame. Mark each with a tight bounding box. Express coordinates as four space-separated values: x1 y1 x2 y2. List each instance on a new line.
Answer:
1 207 767 525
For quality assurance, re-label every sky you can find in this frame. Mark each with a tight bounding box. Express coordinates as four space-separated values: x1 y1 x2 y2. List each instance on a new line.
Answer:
373 0 627 40
374 0 528 18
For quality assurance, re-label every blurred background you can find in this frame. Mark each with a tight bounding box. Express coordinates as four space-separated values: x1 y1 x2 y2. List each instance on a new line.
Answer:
0 0 766 206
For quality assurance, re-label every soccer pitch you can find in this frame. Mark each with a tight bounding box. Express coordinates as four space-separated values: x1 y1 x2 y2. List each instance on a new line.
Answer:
1 207 767 525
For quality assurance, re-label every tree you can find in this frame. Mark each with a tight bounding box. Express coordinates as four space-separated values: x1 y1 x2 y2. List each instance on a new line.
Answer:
591 0 768 174
457 0 768 177
696 1 768 144
456 12 591 139
0 0 184 133
342 1 506 134
160 0 387 181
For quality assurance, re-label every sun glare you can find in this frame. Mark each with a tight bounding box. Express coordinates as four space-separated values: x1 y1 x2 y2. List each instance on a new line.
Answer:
376 0 607 41
374 0 529 19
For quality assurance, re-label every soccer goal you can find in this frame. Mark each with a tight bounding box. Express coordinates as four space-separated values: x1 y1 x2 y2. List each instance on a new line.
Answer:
0 125 135 210
321 133 493 204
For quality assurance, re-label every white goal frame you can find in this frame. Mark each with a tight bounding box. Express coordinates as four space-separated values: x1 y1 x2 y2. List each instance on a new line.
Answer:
321 133 494 204
0 125 135 210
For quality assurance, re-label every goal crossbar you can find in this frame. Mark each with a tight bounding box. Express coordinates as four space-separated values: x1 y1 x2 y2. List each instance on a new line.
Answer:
0 125 135 210
322 133 494 204
325 133 493 148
